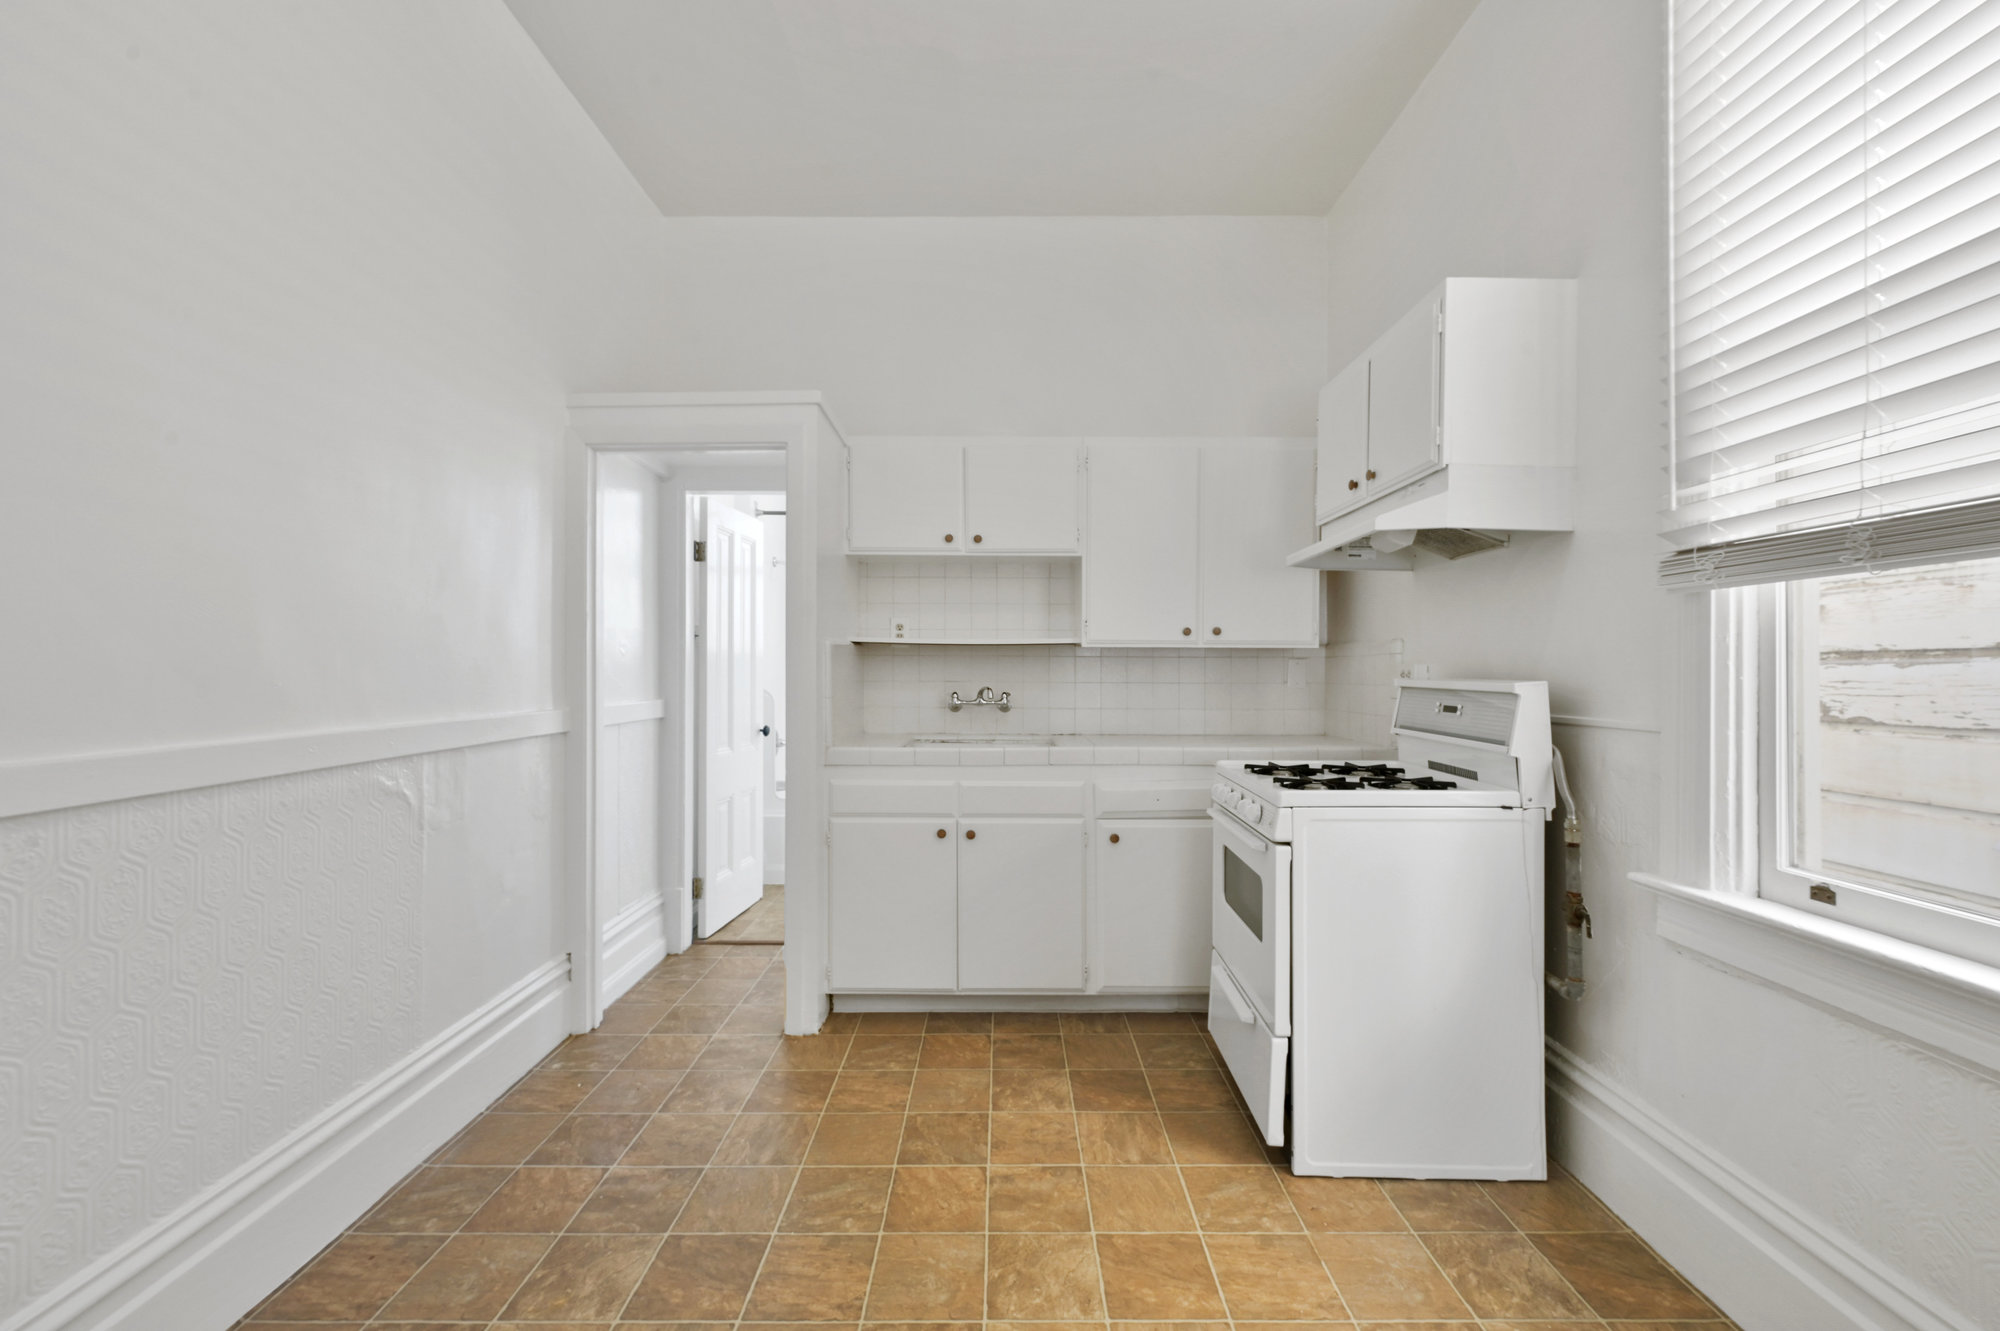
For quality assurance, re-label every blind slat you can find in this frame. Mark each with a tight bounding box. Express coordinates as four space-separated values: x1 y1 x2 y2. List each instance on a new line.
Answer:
1668 0 2000 584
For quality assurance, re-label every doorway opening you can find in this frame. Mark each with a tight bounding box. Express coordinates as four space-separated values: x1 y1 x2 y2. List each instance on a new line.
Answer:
690 492 786 944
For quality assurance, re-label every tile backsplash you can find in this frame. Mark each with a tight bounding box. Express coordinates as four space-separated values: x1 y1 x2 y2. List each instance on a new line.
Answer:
856 643 1326 736
854 557 1079 642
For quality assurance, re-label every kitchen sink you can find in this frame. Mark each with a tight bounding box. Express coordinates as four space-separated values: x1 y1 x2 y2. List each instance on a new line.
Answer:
905 734 1053 746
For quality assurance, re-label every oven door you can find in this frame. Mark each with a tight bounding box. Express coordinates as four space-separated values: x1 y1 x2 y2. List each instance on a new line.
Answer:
1209 806 1291 1034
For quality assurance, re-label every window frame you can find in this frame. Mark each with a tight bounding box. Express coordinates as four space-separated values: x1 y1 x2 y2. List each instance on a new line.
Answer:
1714 579 2000 971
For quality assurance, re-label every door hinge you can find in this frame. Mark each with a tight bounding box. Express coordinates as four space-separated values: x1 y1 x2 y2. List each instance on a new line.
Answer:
692 539 706 562
564 951 572 981
826 964 833 986
692 876 704 899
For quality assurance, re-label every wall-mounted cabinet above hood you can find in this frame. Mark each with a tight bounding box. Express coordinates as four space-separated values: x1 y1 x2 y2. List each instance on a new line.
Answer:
1287 277 1576 571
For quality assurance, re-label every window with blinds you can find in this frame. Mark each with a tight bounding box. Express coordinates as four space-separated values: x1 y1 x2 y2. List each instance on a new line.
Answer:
1666 0 2000 588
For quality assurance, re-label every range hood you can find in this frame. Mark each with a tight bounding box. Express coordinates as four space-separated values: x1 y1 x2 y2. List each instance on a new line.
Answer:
1285 464 1572 571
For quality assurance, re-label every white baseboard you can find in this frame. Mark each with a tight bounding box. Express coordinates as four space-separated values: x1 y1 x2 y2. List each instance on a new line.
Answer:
6 960 570 1331
1546 1039 1976 1331
601 894 669 1007
835 991 1206 1012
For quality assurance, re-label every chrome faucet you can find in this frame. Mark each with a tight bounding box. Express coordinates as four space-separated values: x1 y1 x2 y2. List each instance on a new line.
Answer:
949 686 1011 713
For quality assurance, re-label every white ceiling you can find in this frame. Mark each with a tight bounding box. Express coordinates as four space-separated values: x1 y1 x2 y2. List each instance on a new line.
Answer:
505 0 1476 216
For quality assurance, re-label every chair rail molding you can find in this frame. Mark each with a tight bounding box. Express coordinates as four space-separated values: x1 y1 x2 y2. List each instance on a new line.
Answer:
0 709 569 819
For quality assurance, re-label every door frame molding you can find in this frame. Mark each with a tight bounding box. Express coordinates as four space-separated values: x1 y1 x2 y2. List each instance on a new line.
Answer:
564 392 840 1037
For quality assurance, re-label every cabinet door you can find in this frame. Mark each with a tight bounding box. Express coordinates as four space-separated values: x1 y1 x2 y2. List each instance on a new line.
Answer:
849 440 963 552
1315 358 1371 523
1097 819 1212 989
1367 294 1443 495
965 439 1079 552
1083 441 1200 644
828 816 958 989
958 818 1085 989
1197 441 1321 647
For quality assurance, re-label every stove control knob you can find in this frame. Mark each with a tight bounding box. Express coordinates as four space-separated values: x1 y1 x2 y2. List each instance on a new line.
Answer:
1247 803 1263 825
1211 782 1228 803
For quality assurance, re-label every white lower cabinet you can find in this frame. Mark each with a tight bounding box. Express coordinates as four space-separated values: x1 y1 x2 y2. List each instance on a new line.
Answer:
827 816 958 990
827 776 1210 996
958 817 1086 990
1095 818 1212 988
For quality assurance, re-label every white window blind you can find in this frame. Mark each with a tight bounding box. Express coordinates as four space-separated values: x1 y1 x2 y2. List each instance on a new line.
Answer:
1666 0 2000 587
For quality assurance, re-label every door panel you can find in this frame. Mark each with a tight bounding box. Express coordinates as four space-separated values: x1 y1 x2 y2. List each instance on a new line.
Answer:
848 439 963 551
828 817 958 989
958 818 1085 989
1316 357 1371 523
965 439 1079 552
697 502 764 937
1097 819 1212 989
1197 440 1320 647
1368 295 1443 494
1083 441 1199 645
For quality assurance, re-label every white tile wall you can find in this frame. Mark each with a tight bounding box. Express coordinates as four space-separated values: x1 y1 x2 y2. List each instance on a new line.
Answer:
853 558 1079 642
1324 638 1404 749
856 643 1326 736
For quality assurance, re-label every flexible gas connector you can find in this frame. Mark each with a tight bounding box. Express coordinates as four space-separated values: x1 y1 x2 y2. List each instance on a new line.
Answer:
1547 744 1590 1001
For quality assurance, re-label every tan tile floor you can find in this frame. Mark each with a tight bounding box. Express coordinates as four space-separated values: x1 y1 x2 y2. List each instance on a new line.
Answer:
239 942 1737 1329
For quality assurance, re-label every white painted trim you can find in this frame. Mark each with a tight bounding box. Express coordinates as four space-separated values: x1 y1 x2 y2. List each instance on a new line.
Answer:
601 698 667 726
1631 872 2000 1079
836 992 1206 1012
600 894 669 1007
6 959 569 1331
1547 1038 1978 1331
0 710 568 820
1551 713 1661 733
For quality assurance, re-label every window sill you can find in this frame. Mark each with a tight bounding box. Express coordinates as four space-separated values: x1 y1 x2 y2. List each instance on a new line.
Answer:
1630 872 2000 1077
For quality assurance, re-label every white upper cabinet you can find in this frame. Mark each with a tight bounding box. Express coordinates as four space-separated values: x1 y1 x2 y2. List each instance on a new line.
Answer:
1084 439 1319 648
1083 441 1202 644
1198 441 1320 645
1365 293 1444 496
848 438 1080 554
963 439 1079 552
848 439 964 551
1305 278 1576 544
1315 357 1370 524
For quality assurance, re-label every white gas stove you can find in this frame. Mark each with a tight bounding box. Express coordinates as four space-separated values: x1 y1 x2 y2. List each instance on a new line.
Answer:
1207 681 1554 1180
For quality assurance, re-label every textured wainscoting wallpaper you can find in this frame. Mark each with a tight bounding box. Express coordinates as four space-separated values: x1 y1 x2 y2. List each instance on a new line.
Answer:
0 743 532 1314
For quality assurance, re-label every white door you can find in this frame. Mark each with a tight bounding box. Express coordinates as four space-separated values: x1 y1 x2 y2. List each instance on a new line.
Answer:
1316 357 1371 523
848 439 963 552
1096 819 1212 989
958 818 1085 989
1082 441 1200 645
1367 294 1443 494
696 502 764 937
1197 441 1320 647
828 816 958 989
964 439 1080 552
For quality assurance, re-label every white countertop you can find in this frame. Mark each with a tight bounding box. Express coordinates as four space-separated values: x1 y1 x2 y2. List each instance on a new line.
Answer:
825 735 1379 767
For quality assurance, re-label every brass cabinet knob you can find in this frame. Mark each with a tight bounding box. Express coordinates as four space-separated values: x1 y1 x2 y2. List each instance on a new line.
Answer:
1347 478 1359 491
1366 469 1377 480
1109 833 1120 844
965 829 976 840
973 534 983 543
936 828 947 838
944 533 954 542
1212 627 1222 636
1182 627 1192 636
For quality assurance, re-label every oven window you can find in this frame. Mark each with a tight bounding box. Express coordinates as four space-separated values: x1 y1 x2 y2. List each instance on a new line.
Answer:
1222 845 1263 940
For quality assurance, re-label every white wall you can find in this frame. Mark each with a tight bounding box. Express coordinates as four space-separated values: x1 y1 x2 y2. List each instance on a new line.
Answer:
1321 2 2000 1326
0 3 655 1324
595 455 667 1000
622 217 1327 436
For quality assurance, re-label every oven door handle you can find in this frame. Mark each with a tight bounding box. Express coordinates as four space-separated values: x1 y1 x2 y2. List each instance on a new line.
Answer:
1209 804 1271 855
1210 955 1257 1027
